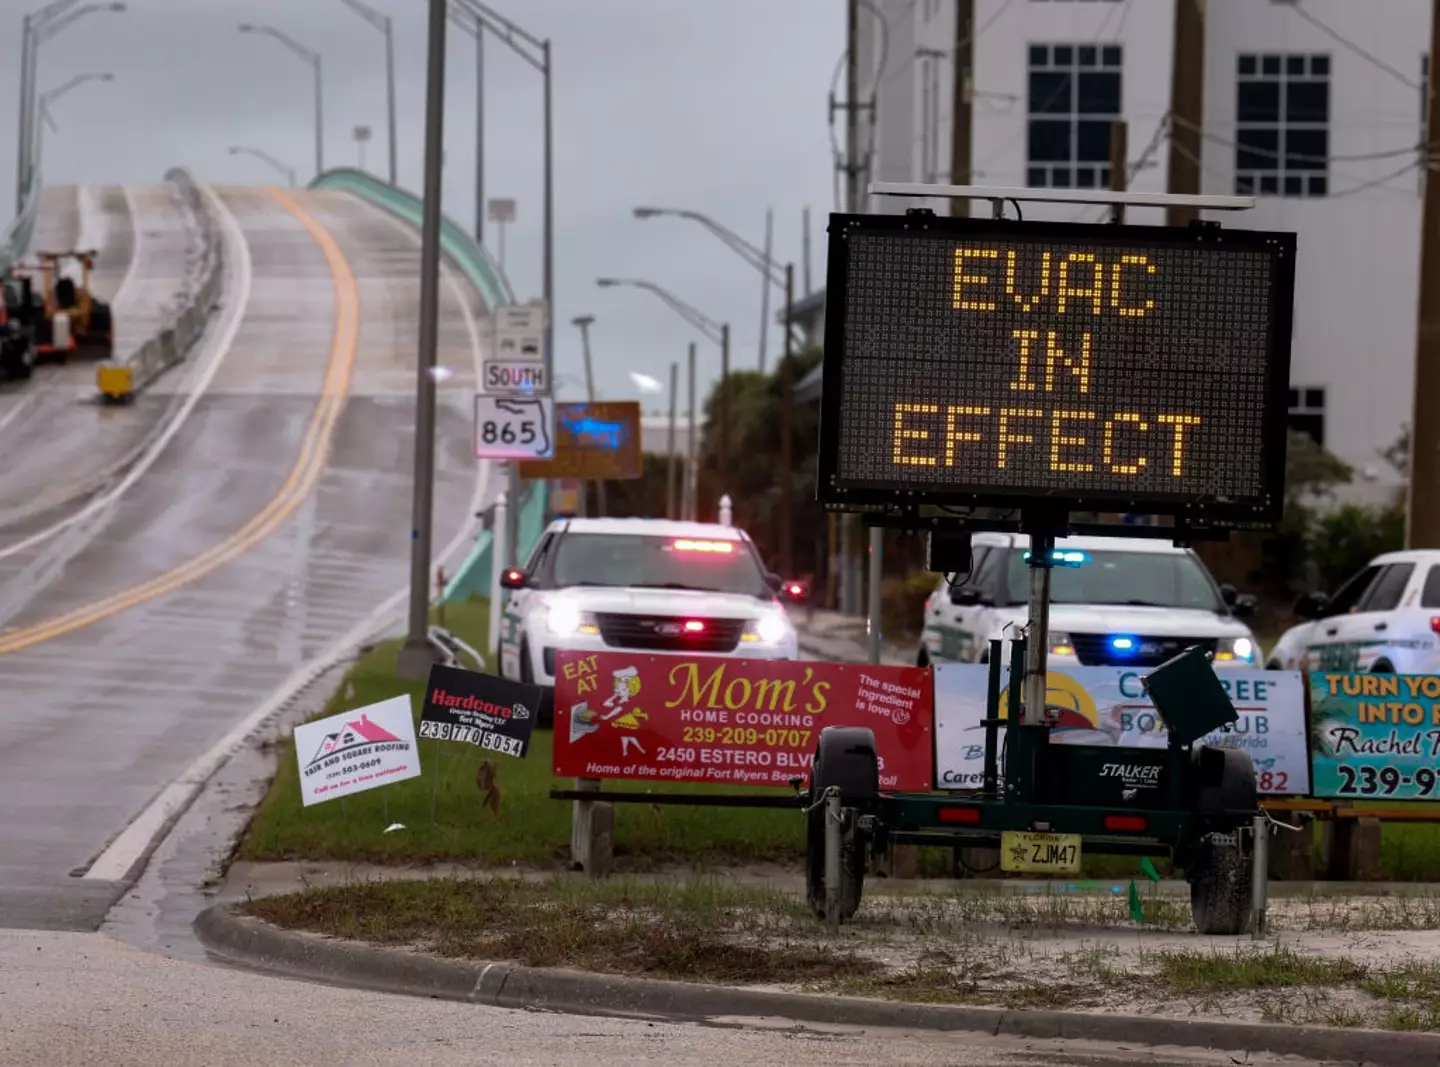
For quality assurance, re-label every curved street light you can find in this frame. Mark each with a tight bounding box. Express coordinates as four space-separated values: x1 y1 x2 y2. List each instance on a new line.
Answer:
229 146 297 188
14 1 126 214
336 0 397 185
596 276 732 511
238 23 324 179
33 71 114 172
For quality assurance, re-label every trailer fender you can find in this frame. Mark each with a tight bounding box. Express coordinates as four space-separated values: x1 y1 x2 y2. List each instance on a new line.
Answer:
812 726 880 804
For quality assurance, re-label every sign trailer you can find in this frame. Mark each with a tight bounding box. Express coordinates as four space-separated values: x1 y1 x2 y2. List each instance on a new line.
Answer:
802 183 1297 936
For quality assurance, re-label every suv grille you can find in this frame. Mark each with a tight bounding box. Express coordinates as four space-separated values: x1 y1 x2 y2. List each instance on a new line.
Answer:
1070 633 1218 668
594 613 745 653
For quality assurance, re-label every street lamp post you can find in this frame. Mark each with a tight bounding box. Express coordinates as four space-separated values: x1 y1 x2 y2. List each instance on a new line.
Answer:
396 0 450 681
631 205 797 373
238 23 324 179
595 276 730 520
571 314 605 518
229 146 297 188
439 10 487 247
337 0 398 186
15 1 126 215
33 71 114 172
447 0 552 386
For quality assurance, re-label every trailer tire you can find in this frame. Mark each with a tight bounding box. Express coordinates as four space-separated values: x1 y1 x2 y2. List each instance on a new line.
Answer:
804 727 877 922
1189 833 1253 935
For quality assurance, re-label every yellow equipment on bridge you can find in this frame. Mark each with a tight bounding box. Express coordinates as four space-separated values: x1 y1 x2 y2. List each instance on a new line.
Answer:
96 361 134 404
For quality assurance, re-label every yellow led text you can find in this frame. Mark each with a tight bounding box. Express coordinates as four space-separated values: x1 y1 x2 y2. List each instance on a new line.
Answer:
891 403 1202 478
957 248 1158 318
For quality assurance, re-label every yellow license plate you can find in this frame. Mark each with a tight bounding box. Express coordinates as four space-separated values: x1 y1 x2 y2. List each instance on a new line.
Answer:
1000 831 1082 875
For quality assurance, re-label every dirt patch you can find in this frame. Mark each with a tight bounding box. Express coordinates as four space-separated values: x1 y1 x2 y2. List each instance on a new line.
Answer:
243 876 1440 1031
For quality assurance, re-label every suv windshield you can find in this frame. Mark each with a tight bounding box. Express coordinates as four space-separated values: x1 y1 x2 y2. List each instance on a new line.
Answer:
550 533 771 597
1002 549 1223 611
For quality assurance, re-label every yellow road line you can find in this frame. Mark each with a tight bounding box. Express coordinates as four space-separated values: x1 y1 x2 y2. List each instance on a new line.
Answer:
0 188 360 656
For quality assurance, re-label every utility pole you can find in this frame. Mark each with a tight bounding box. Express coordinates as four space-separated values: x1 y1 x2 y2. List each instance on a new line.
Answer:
950 0 974 216
475 28 484 244
720 322 731 498
397 0 448 679
758 207 773 373
1407 0 1440 547
1109 120 1128 223
686 341 698 521
666 361 678 520
802 206 813 294
1166 0 1205 227
574 314 605 517
780 264 795 577
845 0 865 617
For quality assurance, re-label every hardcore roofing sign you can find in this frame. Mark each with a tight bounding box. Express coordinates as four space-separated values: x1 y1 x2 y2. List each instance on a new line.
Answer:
293 695 421 806
420 663 540 759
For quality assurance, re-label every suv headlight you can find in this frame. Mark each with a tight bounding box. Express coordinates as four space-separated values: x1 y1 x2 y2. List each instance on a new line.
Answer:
1215 636 1255 663
742 609 793 647
1048 631 1076 656
547 604 599 637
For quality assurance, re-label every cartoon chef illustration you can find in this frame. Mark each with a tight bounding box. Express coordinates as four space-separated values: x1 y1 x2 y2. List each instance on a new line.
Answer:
600 665 648 730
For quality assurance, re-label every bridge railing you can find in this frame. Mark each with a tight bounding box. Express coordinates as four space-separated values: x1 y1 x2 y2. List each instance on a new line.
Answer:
308 167 544 599
1 167 43 276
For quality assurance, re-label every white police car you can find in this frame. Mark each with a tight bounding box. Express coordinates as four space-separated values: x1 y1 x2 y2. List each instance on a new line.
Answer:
496 517 802 708
1268 549 1440 673
918 532 1261 670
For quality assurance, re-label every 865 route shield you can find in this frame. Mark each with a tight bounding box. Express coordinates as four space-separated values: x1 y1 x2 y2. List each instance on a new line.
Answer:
552 651 934 790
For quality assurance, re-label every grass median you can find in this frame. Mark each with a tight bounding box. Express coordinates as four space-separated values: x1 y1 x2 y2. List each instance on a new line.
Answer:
235 596 1440 880
242 876 1440 1030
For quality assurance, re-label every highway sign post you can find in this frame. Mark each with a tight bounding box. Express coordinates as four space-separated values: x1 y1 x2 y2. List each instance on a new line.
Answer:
488 197 516 269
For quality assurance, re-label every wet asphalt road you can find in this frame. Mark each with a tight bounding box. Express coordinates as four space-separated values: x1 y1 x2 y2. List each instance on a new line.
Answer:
0 184 489 931
0 184 193 530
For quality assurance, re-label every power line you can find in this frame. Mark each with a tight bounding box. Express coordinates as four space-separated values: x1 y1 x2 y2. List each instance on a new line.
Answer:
1168 113 1436 165
1169 138 1421 200
1286 2 1420 91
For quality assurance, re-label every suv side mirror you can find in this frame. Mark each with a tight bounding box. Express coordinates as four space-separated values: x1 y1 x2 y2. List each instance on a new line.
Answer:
949 585 990 607
1233 593 1259 619
763 571 783 593
500 568 529 590
1293 591 1327 621
1219 583 1239 607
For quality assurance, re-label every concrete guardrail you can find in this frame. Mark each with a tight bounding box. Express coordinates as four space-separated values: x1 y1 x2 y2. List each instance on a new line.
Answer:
1 167 43 277
308 167 546 600
97 168 225 399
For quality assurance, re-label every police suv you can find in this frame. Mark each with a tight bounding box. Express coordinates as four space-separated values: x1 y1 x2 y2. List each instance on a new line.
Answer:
497 517 802 714
918 532 1261 670
1267 548 1440 673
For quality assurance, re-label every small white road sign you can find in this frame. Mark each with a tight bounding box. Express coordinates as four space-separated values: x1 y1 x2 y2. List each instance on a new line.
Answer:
483 361 550 395
474 395 555 459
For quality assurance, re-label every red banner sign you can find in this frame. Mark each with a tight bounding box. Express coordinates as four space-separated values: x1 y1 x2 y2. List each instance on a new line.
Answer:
552 651 934 791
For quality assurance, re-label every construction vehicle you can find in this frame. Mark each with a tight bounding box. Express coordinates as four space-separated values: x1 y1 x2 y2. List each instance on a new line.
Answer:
18 251 113 364
0 276 36 381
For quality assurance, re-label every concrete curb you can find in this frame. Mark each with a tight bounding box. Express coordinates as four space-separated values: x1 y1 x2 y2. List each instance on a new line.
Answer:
195 904 1440 1065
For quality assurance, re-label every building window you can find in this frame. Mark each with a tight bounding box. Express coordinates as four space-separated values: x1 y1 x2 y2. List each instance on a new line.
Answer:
1236 53 1330 197
1027 43 1123 189
1288 386 1326 446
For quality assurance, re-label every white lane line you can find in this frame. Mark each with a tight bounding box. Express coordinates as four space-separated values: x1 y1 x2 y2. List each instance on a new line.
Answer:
0 396 35 437
0 185 253 561
83 196 493 884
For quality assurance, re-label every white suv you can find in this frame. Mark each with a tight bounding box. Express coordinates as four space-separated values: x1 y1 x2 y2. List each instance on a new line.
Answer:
496 518 801 713
919 532 1261 670
1268 549 1440 673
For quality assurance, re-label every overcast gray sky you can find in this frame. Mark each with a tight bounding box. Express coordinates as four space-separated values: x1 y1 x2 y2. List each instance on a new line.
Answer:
6 0 845 407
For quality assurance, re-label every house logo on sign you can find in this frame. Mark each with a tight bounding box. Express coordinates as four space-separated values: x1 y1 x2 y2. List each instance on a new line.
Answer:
305 713 402 772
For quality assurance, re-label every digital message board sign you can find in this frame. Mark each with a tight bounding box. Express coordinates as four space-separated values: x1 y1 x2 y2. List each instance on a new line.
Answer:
817 214 1296 524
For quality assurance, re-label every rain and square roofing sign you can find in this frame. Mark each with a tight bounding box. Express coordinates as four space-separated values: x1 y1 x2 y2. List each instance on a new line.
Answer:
293 695 422 806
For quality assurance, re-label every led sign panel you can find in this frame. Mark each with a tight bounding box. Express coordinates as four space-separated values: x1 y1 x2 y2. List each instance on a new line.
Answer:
817 215 1296 523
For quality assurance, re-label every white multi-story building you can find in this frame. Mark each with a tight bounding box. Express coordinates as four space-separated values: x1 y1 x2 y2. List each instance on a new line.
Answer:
838 0 1432 502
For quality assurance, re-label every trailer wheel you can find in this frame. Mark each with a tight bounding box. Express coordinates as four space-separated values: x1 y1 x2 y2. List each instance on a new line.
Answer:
804 727 878 922
1189 832 1253 935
